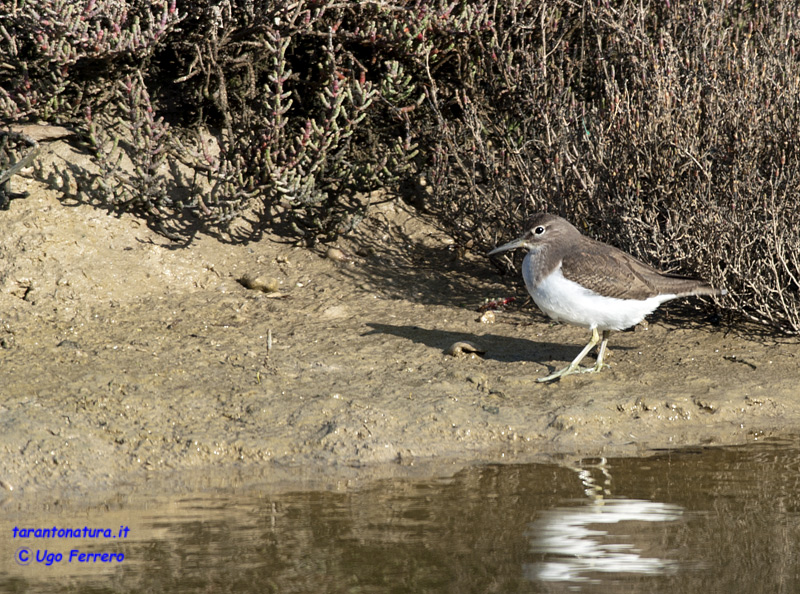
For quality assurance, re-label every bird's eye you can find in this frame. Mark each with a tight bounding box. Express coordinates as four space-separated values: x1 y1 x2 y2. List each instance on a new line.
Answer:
534 226 545 235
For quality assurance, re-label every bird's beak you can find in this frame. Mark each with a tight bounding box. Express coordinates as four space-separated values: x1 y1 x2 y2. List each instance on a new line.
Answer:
488 237 527 256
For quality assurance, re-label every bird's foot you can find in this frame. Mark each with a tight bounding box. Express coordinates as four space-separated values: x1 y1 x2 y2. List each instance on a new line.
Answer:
537 362 608 382
537 328 611 382
587 361 611 373
537 364 591 382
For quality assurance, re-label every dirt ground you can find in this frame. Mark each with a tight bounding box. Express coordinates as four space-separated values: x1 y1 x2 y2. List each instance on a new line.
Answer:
1 137 799 509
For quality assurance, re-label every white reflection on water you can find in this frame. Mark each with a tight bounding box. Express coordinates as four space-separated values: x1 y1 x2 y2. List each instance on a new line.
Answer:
524 459 683 585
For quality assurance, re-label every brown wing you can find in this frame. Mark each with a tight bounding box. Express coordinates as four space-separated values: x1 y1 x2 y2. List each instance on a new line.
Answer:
560 238 718 300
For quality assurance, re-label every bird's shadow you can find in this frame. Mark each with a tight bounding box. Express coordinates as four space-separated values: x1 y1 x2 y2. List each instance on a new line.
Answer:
363 322 626 365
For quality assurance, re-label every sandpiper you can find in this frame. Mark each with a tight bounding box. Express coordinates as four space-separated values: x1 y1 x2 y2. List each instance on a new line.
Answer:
489 212 725 382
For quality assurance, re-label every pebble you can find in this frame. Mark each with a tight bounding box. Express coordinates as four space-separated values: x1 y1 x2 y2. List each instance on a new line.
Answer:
446 341 486 358
326 247 352 263
238 274 280 293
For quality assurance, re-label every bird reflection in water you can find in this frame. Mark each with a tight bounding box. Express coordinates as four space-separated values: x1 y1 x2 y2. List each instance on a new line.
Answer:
524 457 683 585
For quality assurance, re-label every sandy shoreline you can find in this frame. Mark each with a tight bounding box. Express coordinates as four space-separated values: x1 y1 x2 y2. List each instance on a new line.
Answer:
1 140 798 510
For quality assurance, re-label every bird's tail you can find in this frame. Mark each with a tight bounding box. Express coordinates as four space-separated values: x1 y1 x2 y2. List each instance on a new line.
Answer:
659 274 727 298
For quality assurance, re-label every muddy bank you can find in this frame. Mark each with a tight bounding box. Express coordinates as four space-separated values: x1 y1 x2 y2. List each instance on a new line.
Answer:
1 139 799 508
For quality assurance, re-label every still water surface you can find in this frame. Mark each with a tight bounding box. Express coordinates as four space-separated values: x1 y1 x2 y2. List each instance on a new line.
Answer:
3 436 800 593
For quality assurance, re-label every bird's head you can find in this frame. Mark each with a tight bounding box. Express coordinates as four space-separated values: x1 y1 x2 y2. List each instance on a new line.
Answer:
488 212 578 255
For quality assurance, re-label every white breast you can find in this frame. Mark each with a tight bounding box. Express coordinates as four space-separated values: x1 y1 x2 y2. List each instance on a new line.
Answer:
522 252 676 331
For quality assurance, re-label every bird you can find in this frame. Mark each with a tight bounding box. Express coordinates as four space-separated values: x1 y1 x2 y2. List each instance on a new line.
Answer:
489 212 725 382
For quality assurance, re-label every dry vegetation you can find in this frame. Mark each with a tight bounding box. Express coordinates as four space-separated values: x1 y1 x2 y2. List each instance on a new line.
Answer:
1 0 799 333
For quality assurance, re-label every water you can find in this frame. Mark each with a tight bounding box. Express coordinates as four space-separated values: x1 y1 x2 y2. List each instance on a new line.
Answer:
3 436 800 593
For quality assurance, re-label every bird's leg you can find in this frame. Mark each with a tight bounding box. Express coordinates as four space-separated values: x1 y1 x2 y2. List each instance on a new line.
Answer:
538 327 601 383
591 330 612 372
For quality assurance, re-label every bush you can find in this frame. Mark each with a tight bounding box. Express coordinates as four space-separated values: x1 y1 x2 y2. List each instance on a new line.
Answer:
1 1 799 333
419 1 800 334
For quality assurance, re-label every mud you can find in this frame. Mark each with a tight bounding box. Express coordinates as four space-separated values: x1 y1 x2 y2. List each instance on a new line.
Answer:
1 138 799 509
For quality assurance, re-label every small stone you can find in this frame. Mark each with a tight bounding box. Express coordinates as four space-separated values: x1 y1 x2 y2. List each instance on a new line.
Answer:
446 341 486 358
479 310 495 324
238 274 280 293
325 247 352 263
57 340 80 350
